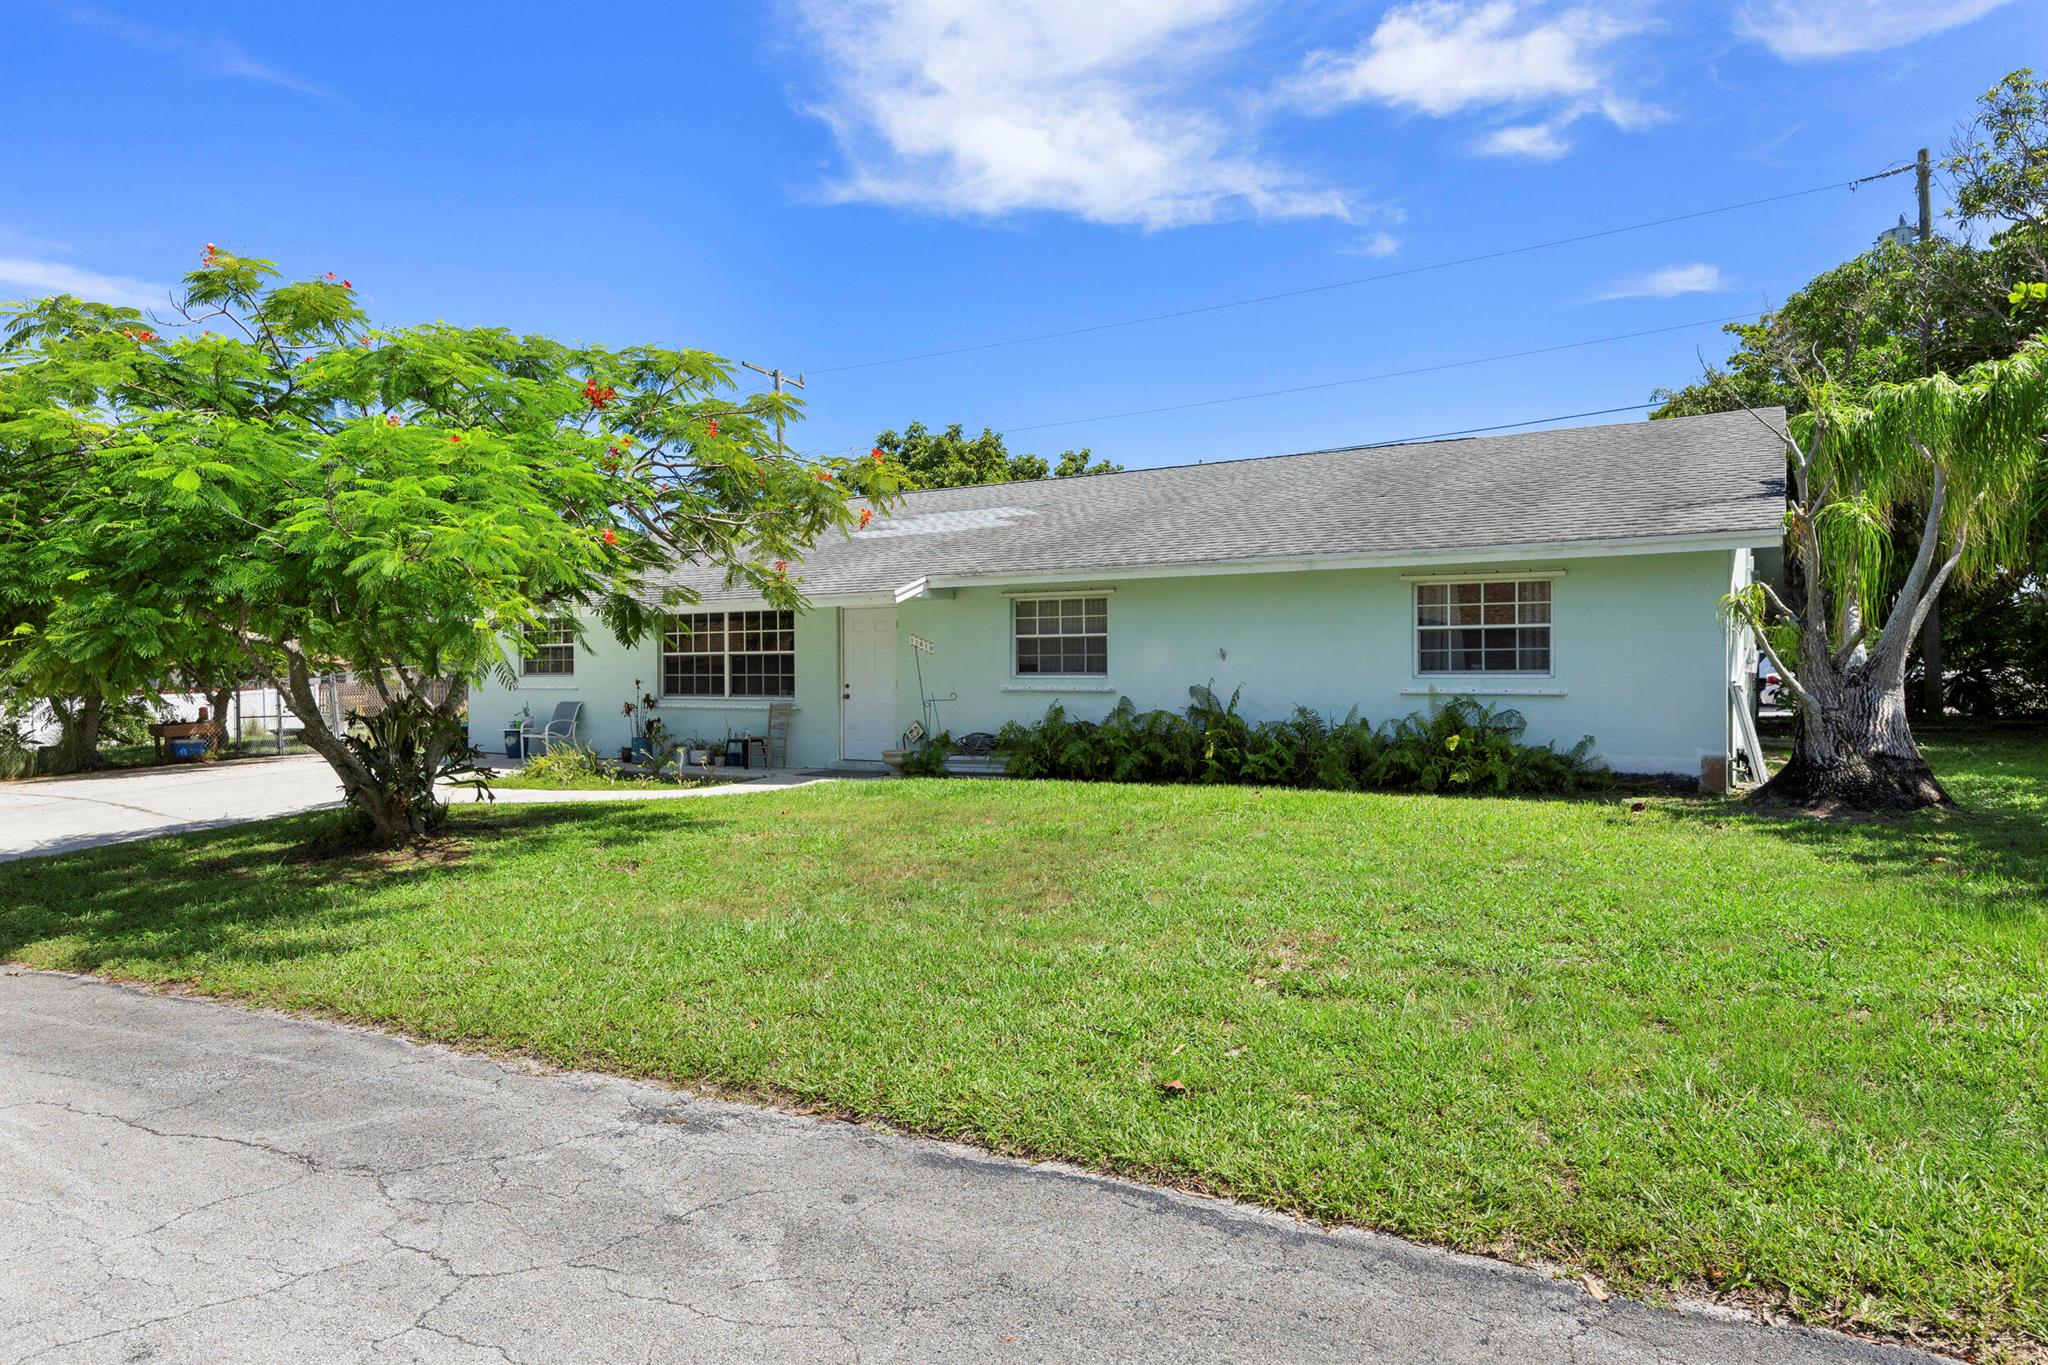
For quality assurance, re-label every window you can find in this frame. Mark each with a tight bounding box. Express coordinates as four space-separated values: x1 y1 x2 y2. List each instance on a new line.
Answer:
1415 580 1551 674
1013 596 1107 676
662 610 795 698
522 618 576 676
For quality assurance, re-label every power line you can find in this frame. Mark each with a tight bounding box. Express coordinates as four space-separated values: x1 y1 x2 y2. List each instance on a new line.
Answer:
808 166 1911 376
1352 402 1661 447
996 310 1761 436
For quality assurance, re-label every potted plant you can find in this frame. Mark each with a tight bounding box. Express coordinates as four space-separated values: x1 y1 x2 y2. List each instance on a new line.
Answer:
621 681 660 760
504 706 531 759
880 722 923 776
642 722 685 782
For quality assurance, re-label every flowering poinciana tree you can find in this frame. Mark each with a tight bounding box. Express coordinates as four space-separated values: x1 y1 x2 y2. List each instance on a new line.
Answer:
0 248 896 842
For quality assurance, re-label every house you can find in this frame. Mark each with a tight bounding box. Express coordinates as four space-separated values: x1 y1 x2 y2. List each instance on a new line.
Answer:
468 409 1787 779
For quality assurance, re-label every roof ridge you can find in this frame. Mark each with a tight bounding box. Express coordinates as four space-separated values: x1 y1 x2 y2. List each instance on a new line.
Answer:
888 406 1777 502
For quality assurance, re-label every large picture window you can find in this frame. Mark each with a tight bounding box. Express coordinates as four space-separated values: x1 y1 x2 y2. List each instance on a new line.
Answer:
662 610 795 698
1013 596 1108 676
1415 580 1551 674
522 618 576 676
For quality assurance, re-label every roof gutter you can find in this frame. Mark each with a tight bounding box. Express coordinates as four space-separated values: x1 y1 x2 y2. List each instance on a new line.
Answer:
917 527 1780 593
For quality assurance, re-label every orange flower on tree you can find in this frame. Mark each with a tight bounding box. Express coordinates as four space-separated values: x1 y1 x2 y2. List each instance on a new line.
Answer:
602 528 619 546
858 507 873 528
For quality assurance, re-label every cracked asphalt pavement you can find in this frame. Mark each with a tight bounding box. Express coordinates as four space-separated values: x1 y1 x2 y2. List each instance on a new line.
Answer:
0 971 1943 1364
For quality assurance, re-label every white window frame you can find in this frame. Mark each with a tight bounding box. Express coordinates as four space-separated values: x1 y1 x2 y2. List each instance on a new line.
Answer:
1010 592 1110 679
521 618 576 677
661 610 796 699
1411 576 1555 678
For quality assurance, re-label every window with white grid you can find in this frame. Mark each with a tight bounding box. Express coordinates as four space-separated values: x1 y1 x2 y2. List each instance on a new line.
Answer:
1013 596 1108 676
662 611 795 698
522 618 576 676
1415 580 1552 674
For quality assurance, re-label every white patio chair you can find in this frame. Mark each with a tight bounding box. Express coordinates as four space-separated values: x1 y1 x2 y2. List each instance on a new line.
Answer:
519 700 582 757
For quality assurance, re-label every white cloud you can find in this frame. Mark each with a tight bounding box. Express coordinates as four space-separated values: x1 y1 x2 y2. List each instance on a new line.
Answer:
1596 263 1727 300
1344 230 1404 258
1734 0 2011 61
1287 1 1654 159
790 0 1350 229
0 257 173 310
51 2 330 95
1477 121 1574 159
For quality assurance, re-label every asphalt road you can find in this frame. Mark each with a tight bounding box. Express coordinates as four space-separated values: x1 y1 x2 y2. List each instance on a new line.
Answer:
0 971 1942 1365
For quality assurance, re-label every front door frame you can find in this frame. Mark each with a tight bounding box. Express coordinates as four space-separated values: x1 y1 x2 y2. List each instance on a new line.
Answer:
838 606 898 762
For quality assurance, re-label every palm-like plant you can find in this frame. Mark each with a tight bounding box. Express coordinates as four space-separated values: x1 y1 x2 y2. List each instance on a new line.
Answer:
1725 335 2048 809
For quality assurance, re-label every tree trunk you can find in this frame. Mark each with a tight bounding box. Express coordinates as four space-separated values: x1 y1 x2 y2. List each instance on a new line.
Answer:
1753 674 1952 812
204 685 234 753
1917 597 1945 719
274 652 442 846
45 694 104 774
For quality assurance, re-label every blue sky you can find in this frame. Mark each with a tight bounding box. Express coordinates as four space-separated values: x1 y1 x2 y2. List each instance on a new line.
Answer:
0 0 2035 470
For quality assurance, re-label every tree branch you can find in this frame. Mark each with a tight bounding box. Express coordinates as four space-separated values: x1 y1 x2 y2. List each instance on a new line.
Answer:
1747 620 1815 713
1871 439 1952 675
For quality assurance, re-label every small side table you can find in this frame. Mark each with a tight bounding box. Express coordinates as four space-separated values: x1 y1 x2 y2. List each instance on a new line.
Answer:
723 737 768 770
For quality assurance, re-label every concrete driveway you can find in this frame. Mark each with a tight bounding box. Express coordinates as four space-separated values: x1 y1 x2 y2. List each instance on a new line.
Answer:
0 971 1941 1365
0 758 855 863
0 755 345 862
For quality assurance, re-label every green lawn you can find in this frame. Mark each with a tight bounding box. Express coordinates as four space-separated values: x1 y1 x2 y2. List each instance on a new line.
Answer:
3 727 2044 1356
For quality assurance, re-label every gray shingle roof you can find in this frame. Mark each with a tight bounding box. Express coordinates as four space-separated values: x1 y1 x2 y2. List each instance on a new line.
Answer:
649 408 1788 603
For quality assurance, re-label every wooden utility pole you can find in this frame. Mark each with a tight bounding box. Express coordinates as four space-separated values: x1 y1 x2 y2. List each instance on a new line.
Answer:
1913 147 1945 720
739 361 805 457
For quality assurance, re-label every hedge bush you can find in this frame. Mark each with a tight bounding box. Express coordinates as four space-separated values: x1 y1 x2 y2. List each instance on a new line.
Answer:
993 686 1607 795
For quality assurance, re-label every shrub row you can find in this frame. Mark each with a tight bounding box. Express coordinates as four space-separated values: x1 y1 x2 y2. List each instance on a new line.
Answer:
992 686 1608 795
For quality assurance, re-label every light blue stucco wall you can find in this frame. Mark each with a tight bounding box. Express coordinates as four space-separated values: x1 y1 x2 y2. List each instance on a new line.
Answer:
469 608 843 767
895 551 1740 776
469 548 1746 777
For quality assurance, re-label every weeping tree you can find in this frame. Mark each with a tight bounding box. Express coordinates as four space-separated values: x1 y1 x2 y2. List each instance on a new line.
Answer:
1725 336 2048 811
1 248 897 842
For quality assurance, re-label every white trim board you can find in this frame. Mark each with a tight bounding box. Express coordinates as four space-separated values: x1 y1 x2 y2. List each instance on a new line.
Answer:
1001 682 1119 694
1399 568 1566 584
912 529 1770 595
626 531 1767 610
1399 686 1565 698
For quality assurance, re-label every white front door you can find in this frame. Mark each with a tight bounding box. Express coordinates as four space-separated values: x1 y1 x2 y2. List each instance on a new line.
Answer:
840 607 898 761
